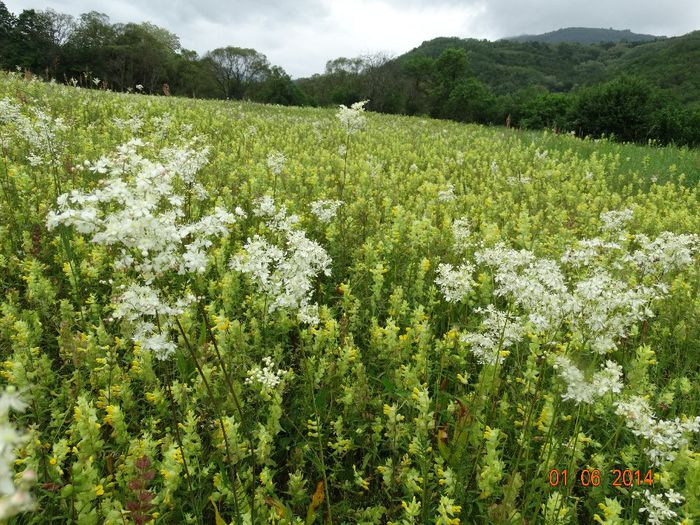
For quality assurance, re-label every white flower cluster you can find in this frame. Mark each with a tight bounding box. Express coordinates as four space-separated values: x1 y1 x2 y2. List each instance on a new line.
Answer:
570 270 656 355
434 263 474 303
310 199 343 223
0 98 66 167
0 388 34 521
451 217 472 253
245 356 289 395
637 489 684 525
561 238 623 268
615 396 700 465
231 197 331 325
47 139 237 281
474 243 661 353
600 208 634 233
437 184 456 202
47 138 238 359
461 306 524 365
111 284 196 359
476 244 569 333
628 232 699 275
252 195 299 232
266 150 286 175
336 100 369 135
552 356 623 405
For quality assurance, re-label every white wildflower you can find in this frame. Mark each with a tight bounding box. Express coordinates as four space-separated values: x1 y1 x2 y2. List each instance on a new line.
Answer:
246 357 289 395
231 199 331 324
253 195 277 217
600 208 634 233
553 356 623 405
461 306 524 365
628 232 698 275
266 150 286 175
336 100 368 134
570 270 658 354
616 396 700 465
561 238 623 267
0 388 34 520
310 199 343 223
451 217 472 253
47 141 235 282
637 489 683 525
435 263 474 303
437 184 456 202
476 244 568 332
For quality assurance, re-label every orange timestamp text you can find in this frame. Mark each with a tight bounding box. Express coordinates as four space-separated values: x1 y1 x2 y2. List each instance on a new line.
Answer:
548 468 654 488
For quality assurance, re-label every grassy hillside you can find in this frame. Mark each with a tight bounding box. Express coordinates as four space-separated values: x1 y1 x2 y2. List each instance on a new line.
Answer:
505 27 662 45
0 72 699 524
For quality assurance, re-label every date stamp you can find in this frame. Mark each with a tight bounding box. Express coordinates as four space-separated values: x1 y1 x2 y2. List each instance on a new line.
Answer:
548 468 654 488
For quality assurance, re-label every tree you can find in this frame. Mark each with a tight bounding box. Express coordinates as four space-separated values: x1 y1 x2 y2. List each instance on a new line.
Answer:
205 46 270 99
42 8 75 46
402 55 435 115
108 22 181 92
10 9 54 72
432 48 471 117
444 78 497 123
64 11 116 80
255 66 305 106
572 76 657 142
0 2 17 69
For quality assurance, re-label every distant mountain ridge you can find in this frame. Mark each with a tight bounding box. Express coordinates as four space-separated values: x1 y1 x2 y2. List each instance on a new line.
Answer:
504 27 663 45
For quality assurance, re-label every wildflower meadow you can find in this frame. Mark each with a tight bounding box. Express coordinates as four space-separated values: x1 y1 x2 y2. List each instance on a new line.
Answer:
0 72 698 524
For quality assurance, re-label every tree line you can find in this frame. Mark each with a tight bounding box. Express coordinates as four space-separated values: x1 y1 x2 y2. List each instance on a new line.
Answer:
0 3 305 104
1 2 698 147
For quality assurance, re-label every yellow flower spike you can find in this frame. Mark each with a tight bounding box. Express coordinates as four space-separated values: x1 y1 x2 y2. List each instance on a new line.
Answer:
49 457 57 465
95 484 104 497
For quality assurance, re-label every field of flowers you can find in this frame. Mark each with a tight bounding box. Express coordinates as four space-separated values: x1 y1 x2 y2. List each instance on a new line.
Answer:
0 71 699 524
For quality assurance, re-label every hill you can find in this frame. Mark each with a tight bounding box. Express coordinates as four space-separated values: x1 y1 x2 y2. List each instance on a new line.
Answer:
505 27 662 44
399 31 700 101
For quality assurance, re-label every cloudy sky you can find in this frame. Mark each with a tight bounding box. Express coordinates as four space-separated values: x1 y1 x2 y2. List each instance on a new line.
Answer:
5 0 699 77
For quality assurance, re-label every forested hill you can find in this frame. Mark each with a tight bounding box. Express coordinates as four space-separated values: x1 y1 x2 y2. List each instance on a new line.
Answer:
504 27 662 44
398 31 700 101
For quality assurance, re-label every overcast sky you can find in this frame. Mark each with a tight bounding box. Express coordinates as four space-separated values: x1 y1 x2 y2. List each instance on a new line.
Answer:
5 0 699 78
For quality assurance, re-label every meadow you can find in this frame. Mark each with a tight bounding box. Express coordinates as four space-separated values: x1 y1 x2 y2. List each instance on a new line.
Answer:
0 71 699 524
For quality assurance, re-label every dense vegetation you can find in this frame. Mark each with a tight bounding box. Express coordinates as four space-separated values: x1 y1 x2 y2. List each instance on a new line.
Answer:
1 1 700 147
0 70 699 524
